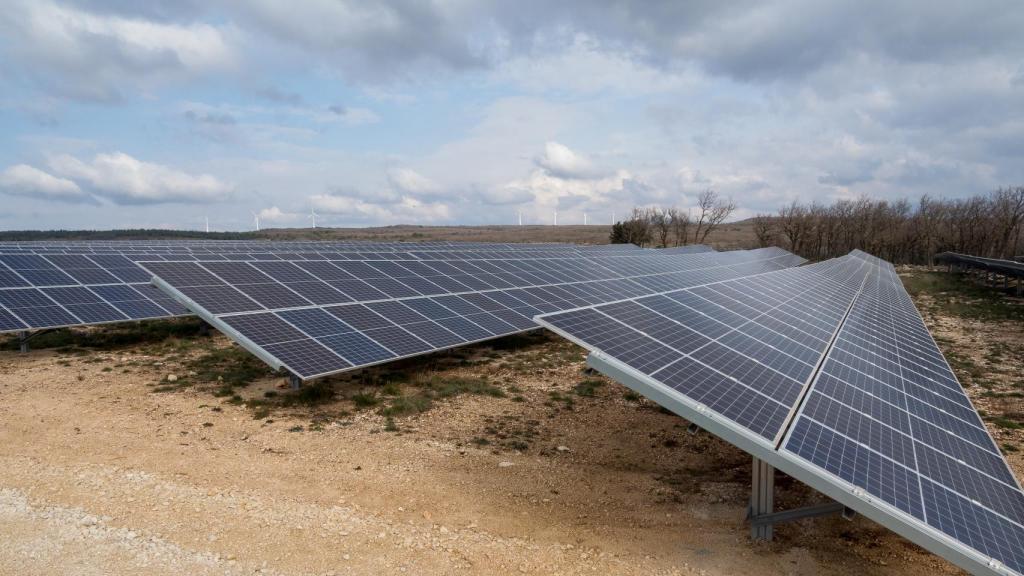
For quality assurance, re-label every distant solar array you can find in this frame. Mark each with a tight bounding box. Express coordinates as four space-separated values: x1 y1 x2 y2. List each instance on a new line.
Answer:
0 241 738 334
537 250 1024 576
139 247 804 380
935 252 1024 281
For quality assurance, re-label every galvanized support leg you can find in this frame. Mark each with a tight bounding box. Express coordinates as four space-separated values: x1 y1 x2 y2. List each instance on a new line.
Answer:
748 456 854 541
750 456 774 540
288 373 302 390
18 331 29 353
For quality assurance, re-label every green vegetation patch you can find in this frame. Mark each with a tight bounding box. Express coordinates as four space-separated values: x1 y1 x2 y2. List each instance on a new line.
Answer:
902 271 1024 322
1 318 207 352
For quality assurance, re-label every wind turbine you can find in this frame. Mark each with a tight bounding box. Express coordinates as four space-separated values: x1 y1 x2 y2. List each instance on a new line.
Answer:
517 210 523 226
584 212 588 226
310 207 318 229
553 210 558 226
205 216 210 233
252 211 260 232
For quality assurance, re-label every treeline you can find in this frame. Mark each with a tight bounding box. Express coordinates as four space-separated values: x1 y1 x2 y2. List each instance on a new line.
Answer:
753 187 1024 264
610 190 736 247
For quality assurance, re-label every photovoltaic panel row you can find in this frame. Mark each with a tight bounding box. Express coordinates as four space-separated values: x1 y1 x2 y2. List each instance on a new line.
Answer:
2 244 722 333
782 252 1024 575
537 254 870 442
0 253 190 332
142 249 806 380
537 249 1024 576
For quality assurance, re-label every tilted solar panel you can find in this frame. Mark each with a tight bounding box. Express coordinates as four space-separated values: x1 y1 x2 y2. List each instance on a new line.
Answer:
535 250 1024 576
0 241 643 333
140 248 806 380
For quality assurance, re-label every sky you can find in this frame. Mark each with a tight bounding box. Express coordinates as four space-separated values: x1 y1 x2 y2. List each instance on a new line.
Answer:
1 1 1022 231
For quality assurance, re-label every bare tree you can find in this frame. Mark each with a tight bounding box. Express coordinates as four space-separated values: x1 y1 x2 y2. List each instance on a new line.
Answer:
751 214 776 247
651 208 671 248
692 189 737 244
668 207 691 247
991 187 1024 258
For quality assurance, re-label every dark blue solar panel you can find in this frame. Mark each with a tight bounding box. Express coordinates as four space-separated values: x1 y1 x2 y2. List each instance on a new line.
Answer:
64 302 128 323
431 295 485 316
0 288 56 309
233 283 311 309
400 320 465 347
113 299 172 319
328 279 389 301
280 281 352 305
8 305 80 328
318 331 395 365
42 286 102 305
0 266 29 288
363 325 431 356
434 316 494 341
277 308 354 338
325 304 392 330
222 312 307 346
403 297 459 319
16 268 78 286
202 262 275 284
366 301 428 325
0 308 27 331
264 339 351 376
177 285 262 314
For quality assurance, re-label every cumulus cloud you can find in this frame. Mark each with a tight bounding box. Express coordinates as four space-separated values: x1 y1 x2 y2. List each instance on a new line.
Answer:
534 141 608 180
0 0 235 102
256 206 302 223
310 190 451 225
0 164 90 202
0 153 234 206
49 152 234 204
387 168 440 196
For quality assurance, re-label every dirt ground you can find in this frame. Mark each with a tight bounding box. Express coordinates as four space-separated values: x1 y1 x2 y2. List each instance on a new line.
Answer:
1 271 1019 576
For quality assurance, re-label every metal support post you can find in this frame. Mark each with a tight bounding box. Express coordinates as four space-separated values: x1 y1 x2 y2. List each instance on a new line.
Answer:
288 373 302 390
748 455 855 541
19 331 29 353
750 456 774 540
198 321 211 336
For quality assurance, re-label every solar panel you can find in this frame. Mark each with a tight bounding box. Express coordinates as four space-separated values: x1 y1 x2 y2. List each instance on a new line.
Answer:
536 250 1024 576
0 240 599 333
141 247 806 380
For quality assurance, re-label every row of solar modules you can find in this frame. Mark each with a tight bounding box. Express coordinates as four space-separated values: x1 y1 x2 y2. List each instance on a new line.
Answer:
536 250 1024 576
0 240 573 253
0 245 773 335
141 248 805 379
3 247 581 333
935 252 1024 279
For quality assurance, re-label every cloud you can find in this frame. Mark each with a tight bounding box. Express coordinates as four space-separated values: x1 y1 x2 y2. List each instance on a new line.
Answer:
535 141 608 180
256 86 303 105
310 190 450 225
0 0 235 102
256 206 302 223
0 164 90 202
387 168 440 196
14 152 235 205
